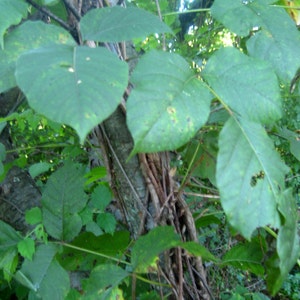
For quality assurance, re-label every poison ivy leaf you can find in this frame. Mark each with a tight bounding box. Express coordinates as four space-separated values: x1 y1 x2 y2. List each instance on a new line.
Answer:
246 3 300 81
127 50 212 153
96 213 116 234
18 238 35 261
81 6 172 43
211 0 274 36
267 189 300 294
41 162 88 241
216 117 289 239
131 226 180 272
82 264 128 300
90 185 112 211
16 44 128 143
211 0 300 81
202 47 281 125
0 21 75 93
25 207 42 225
15 244 70 299
29 162 52 178
222 240 265 276
0 0 28 49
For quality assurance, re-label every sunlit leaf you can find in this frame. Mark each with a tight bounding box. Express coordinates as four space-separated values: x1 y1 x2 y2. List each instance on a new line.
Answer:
81 6 172 42
127 50 212 153
16 44 128 143
216 117 289 239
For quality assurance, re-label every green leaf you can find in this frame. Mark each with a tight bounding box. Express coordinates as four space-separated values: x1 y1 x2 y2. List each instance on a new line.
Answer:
222 240 265 276
90 185 112 211
0 0 28 49
131 226 180 272
29 162 52 178
202 47 282 125
0 220 22 254
267 189 300 294
25 207 42 225
216 117 289 239
127 50 212 153
16 44 128 143
41 162 88 241
84 166 107 186
81 6 172 43
290 138 300 161
212 0 300 81
211 0 274 36
247 3 300 81
17 238 35 261
0 249 18 282
15 244 70 299
0 21 75 93
82 264 128 300
96 213 116 235
179 241 219 262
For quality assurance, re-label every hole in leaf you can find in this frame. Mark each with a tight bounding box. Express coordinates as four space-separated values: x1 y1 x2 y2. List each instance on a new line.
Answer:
250 171 265 187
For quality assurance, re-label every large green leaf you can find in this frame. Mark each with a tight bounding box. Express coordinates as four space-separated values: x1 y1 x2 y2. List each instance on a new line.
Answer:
81 6 172 43
202 47 282 125
0 21 75 93
266 189 300 294
15 44 128 143
216 117 289 239
211 0 300 81
41 162 88 241
127 50 212 153
0 0 28 49
15 244 69 299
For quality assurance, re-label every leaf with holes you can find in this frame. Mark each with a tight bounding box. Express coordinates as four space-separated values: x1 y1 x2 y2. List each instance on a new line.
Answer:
127 50 212 153
216 117 289 239
15 44 128 143
81 6 172 42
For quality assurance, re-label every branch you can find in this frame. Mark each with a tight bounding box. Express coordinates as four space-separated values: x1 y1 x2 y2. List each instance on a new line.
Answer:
25 0 71 32
62 0 81 21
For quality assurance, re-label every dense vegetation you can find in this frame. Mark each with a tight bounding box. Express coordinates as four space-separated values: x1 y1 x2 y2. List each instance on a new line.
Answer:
0 0 299 299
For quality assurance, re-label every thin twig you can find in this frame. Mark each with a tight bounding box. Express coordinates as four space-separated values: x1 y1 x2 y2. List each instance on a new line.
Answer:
26 0 71 31
155 0 166 50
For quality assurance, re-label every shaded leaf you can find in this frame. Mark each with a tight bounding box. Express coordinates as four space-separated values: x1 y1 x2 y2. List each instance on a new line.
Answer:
90 184 112 211
179 241 219 262
128 50 212 153
131 226 180 272
216 117 289 239
0 142 5 175
15 244 70 299
29 162 52 178
96 213 116 235
16 44 128 143
0 21 75 93
222 240 265 276
81 6 172 43
0 220 22 254
0 249 18 282
202 47 281 125
0 0 28 49
82 264 128 300
267 189 300 294
41 162 88 241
